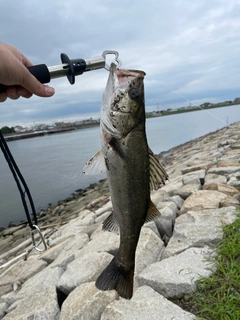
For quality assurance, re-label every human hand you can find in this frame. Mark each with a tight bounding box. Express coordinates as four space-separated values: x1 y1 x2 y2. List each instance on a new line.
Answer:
0 43 55 102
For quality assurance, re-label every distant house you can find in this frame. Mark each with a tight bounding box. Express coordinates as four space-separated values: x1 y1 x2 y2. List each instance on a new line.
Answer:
233 98 240 104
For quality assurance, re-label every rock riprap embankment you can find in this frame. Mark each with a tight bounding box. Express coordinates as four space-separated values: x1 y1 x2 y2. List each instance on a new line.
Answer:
0 122 240 319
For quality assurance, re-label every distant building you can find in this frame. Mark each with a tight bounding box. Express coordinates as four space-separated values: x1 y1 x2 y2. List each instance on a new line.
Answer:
233 98 240 104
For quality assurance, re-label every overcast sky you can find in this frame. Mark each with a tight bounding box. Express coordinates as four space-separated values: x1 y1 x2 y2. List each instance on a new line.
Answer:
0 0 240 128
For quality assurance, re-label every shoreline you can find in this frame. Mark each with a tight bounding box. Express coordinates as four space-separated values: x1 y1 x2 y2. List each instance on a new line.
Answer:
0 121 239 319
1 120 239 232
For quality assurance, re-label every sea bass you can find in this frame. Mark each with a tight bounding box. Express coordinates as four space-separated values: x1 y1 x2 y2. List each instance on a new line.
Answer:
83 63 168 299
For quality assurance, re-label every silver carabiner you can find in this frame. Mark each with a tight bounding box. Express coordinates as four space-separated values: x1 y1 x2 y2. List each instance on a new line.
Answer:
102 51 122 71
30 225 48 252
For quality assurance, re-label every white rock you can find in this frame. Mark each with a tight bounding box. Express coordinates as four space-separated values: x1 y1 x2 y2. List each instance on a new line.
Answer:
163 206 237 258
101 285 196 320
174 183 202 200
60 282 116 320
137 246 214 298
57 251 113 295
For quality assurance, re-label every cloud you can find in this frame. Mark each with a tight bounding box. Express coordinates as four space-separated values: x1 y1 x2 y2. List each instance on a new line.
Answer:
0 0 240 127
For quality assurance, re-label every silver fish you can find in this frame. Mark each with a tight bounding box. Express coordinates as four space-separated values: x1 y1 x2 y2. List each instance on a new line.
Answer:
83 63 168 299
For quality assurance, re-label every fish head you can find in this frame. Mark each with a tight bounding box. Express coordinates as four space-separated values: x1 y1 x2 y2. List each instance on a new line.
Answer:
101 63 146 137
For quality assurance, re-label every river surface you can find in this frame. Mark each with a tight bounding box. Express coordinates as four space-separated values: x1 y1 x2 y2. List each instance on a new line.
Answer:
0 105 239 227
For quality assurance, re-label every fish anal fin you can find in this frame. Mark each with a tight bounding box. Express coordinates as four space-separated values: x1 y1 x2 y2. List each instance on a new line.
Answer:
95 256 134 299
145 200 161 223
102 211 120 234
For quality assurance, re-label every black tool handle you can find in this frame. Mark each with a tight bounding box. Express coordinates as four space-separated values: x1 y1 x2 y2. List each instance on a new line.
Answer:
0 64 50 94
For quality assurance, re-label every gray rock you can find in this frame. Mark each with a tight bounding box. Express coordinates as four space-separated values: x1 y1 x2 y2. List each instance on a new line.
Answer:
174 183 202 200
0 256 47 287
3 286 60 320
181 163 212 174
166 195 184 209
78 229 119 256
205 173 227 185
60 282 116 320
3 266 64 304
182 174 200 185
163 206 237 258
150 189 170 204
101 285 196 320
39 238 72 264
143 221 160 237
50 232 89 269
155 206 175 237
157 201 178 216
135 228 164 275
0 302 7 319
57 251 113 295
208 166 240 175
159 176 183 196
137 246 214 298
180 190 227 214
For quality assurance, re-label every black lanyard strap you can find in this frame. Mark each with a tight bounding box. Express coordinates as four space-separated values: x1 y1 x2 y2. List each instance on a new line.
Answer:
0 130 37 229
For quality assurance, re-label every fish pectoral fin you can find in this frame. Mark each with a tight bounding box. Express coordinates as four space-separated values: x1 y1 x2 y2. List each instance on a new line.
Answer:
102 211 120 234
149 148 169 190
145 200 161 223
82 149 106 175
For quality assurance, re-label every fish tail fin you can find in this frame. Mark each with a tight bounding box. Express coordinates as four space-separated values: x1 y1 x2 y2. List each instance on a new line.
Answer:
95 256 134 299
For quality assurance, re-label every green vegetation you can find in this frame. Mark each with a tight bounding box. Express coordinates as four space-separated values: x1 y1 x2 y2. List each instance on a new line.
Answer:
186 210 240 319
0 126 15 134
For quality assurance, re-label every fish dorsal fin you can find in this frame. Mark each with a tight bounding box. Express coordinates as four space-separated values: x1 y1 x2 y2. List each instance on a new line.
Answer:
102 211 120 234
82 150 106 175
149 148 169 191
145 200 161 223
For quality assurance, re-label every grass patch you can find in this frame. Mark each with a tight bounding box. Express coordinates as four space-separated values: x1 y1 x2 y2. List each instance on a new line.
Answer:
185 210 240 319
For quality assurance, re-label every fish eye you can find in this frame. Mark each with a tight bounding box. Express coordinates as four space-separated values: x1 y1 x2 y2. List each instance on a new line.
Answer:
128 88 140 100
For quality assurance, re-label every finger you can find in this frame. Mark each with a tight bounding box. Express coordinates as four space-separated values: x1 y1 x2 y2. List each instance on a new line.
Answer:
0 93 7 102
6 87 20 100
17 87 33 99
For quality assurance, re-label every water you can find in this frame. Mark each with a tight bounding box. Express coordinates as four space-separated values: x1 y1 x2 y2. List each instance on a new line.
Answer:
0 105 239 228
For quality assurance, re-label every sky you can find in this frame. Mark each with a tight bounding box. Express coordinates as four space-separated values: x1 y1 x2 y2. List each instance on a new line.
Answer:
0 0 240 128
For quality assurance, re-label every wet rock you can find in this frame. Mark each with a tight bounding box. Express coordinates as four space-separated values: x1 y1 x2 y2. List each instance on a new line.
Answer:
60 282 116 320
137 246 214 298
180 190 227 214
101 285 196 320
163 206 236 258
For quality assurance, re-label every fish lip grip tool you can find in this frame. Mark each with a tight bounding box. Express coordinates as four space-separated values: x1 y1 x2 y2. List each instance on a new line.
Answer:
0 50 122 93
